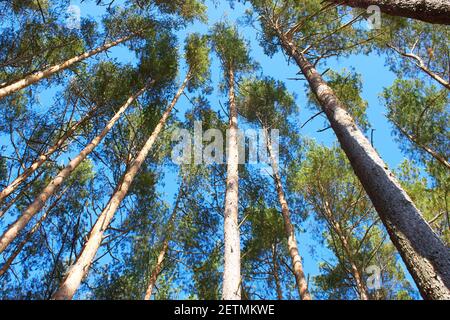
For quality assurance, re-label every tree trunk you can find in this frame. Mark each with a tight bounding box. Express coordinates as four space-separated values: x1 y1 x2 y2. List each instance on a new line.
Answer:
144 183 183 300
328 0 450 25
0 105 99 204
278 35 450 299
222 67 241 300
0 187 66 277
265 130 311 300
392 121 450 170
0 34 136 100
0 83 151 254
144 240 169 300
271 243 284 300
51 74 190 300
322 203 370 300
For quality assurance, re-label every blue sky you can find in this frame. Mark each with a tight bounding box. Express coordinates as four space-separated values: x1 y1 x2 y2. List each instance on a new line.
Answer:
1 0 417 298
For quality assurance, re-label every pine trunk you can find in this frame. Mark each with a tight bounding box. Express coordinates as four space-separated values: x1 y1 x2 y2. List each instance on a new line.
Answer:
0 106 98 204
0 35 136 100
271 244 284 300
0 187 66 277
51 74 189 300
323 203 370 300
144 240 169 300
144 184 183 300
265 130 311 300
0 84 150 254
328 0 450 25
222 67 241 300
279 36 450 299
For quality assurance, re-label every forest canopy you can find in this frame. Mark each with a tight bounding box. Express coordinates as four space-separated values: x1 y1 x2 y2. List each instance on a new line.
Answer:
0 0 449 301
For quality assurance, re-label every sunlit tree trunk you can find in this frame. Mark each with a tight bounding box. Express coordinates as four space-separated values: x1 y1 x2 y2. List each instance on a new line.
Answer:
265 130 311 300
322 202 370 300
51 74 190 300
0 83 151 254
0 106 98 204
222 67 241 300
277 32 450 299
271 243 283 300
144 240 169 300
328 0 450 25
0 34 137 100
144 184 183 300
0 186 67 277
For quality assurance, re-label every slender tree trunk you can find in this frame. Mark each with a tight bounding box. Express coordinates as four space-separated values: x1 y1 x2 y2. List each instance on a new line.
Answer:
0 169 45 219
222 67 241 300
0 106 99 204
0 187 66 277
278 34 450 299
0 34 137 100
51 74 190 300
144 240 169 300
144 183 183 300
327 0 450 25
271 243 283 300
322 203 370 300
0 83 151 254
265 130 311 300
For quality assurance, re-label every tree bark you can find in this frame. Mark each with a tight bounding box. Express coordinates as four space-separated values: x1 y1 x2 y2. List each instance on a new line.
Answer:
0 106 99 204
222 67 241 300
265 130 311 300
51 74 190 300
0 34 137 100
144 240 169 300
328 0 450 25
0 83 151 254
278 34 450 300
0 187 66 277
